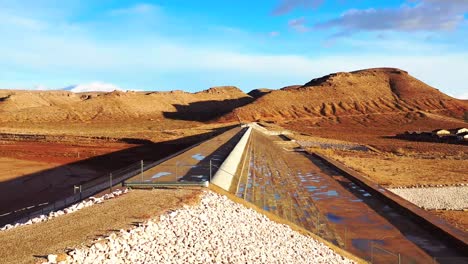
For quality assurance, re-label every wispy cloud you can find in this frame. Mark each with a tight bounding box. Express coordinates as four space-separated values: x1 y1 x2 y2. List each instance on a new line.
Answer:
272 0 324 15
314 0 468 35
109 3 160 16
288 17 310 32
269 31 280 37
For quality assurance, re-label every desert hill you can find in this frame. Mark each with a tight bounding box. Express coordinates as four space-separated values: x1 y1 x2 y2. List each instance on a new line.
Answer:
247 88 273 99
0 86 253 123
220 68 467 123
1 68 466 127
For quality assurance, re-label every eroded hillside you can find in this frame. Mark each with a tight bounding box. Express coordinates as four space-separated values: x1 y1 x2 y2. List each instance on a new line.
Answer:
220 68 467 123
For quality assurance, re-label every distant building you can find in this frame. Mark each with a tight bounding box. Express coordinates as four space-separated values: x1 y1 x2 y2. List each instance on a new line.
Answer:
432 129 450 136
450 127 468 135
457 132 468 141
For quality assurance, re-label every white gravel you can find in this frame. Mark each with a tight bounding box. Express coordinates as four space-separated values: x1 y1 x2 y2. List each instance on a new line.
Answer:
1 189 128 231
45 191 354 264
390 186 468 210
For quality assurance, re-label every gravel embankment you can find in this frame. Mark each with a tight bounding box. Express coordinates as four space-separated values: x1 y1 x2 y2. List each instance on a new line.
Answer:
1 189 128 231
390 186 468 210
46 191 354 264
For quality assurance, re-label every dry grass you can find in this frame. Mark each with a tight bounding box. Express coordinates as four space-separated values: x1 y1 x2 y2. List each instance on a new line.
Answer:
0 188 202 264
330 153 468 187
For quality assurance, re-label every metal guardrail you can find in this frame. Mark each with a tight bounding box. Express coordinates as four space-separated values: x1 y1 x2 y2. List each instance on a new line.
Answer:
124 181 209 188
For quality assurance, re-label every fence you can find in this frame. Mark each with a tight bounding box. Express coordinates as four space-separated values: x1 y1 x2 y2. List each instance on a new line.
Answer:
0 126 232 227
0 160 147 226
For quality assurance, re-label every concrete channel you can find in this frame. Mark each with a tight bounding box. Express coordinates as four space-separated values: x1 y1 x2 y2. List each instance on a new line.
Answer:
125 126 248 185
232 127 467 264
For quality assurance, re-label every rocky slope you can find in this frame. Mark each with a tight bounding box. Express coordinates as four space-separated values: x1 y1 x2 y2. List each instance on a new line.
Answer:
220 68 467 123
47 191 354 264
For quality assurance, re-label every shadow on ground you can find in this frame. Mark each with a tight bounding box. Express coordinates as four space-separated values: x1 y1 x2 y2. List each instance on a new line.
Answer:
0 125 237 221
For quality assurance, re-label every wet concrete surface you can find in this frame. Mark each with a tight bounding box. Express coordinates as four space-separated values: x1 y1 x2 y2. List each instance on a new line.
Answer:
126 127 245 184
234 130 467 264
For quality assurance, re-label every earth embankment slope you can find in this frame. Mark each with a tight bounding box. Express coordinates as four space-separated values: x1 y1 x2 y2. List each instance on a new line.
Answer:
220 68 467 123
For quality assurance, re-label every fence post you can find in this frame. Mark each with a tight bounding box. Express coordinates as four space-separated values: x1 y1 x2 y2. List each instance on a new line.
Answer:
316 213 320 233
110 173 113 192
398 253 401 264
140 160 144 182
209 159 212 182
344 227 347 249
290 197 292 221
175 162 178 181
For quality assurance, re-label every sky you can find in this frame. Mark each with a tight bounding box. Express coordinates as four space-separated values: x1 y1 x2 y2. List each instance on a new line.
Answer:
0 0 467 98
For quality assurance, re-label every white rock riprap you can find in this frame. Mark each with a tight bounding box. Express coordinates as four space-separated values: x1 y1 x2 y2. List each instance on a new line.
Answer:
390 186 468 210
1 189 128 231
47 191 354 264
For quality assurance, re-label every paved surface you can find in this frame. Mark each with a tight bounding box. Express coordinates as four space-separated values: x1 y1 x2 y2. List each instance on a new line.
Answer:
234 129 467 264
126 127 245 184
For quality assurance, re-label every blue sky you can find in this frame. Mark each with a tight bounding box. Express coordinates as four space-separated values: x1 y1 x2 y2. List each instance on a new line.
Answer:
0 0 467 98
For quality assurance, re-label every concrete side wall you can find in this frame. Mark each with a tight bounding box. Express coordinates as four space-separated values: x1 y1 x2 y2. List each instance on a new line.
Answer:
211 127 252 191
249 122 290 136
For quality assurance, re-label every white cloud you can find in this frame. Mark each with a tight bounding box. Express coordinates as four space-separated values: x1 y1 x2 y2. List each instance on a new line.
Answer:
453 92 468 100
64 82 123 93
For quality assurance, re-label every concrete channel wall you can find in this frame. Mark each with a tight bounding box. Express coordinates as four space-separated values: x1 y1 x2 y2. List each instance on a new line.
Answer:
211 127 252 191
312 152 468 254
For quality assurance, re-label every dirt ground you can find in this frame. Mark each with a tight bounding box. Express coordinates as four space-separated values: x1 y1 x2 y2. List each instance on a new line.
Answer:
0 157 58 182
431 210 468 232
326 151 468 187
281 117 467 157
0 188 201 264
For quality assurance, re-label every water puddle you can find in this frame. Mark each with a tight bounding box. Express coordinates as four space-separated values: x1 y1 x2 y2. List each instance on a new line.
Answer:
191 153 205 161
151 172 172 179
326 213 344 223
314 190 338 197
357 215 374 224
406 235 448 252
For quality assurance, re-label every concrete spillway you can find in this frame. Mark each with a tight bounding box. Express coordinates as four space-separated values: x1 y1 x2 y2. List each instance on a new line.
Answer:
211 127 252 191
